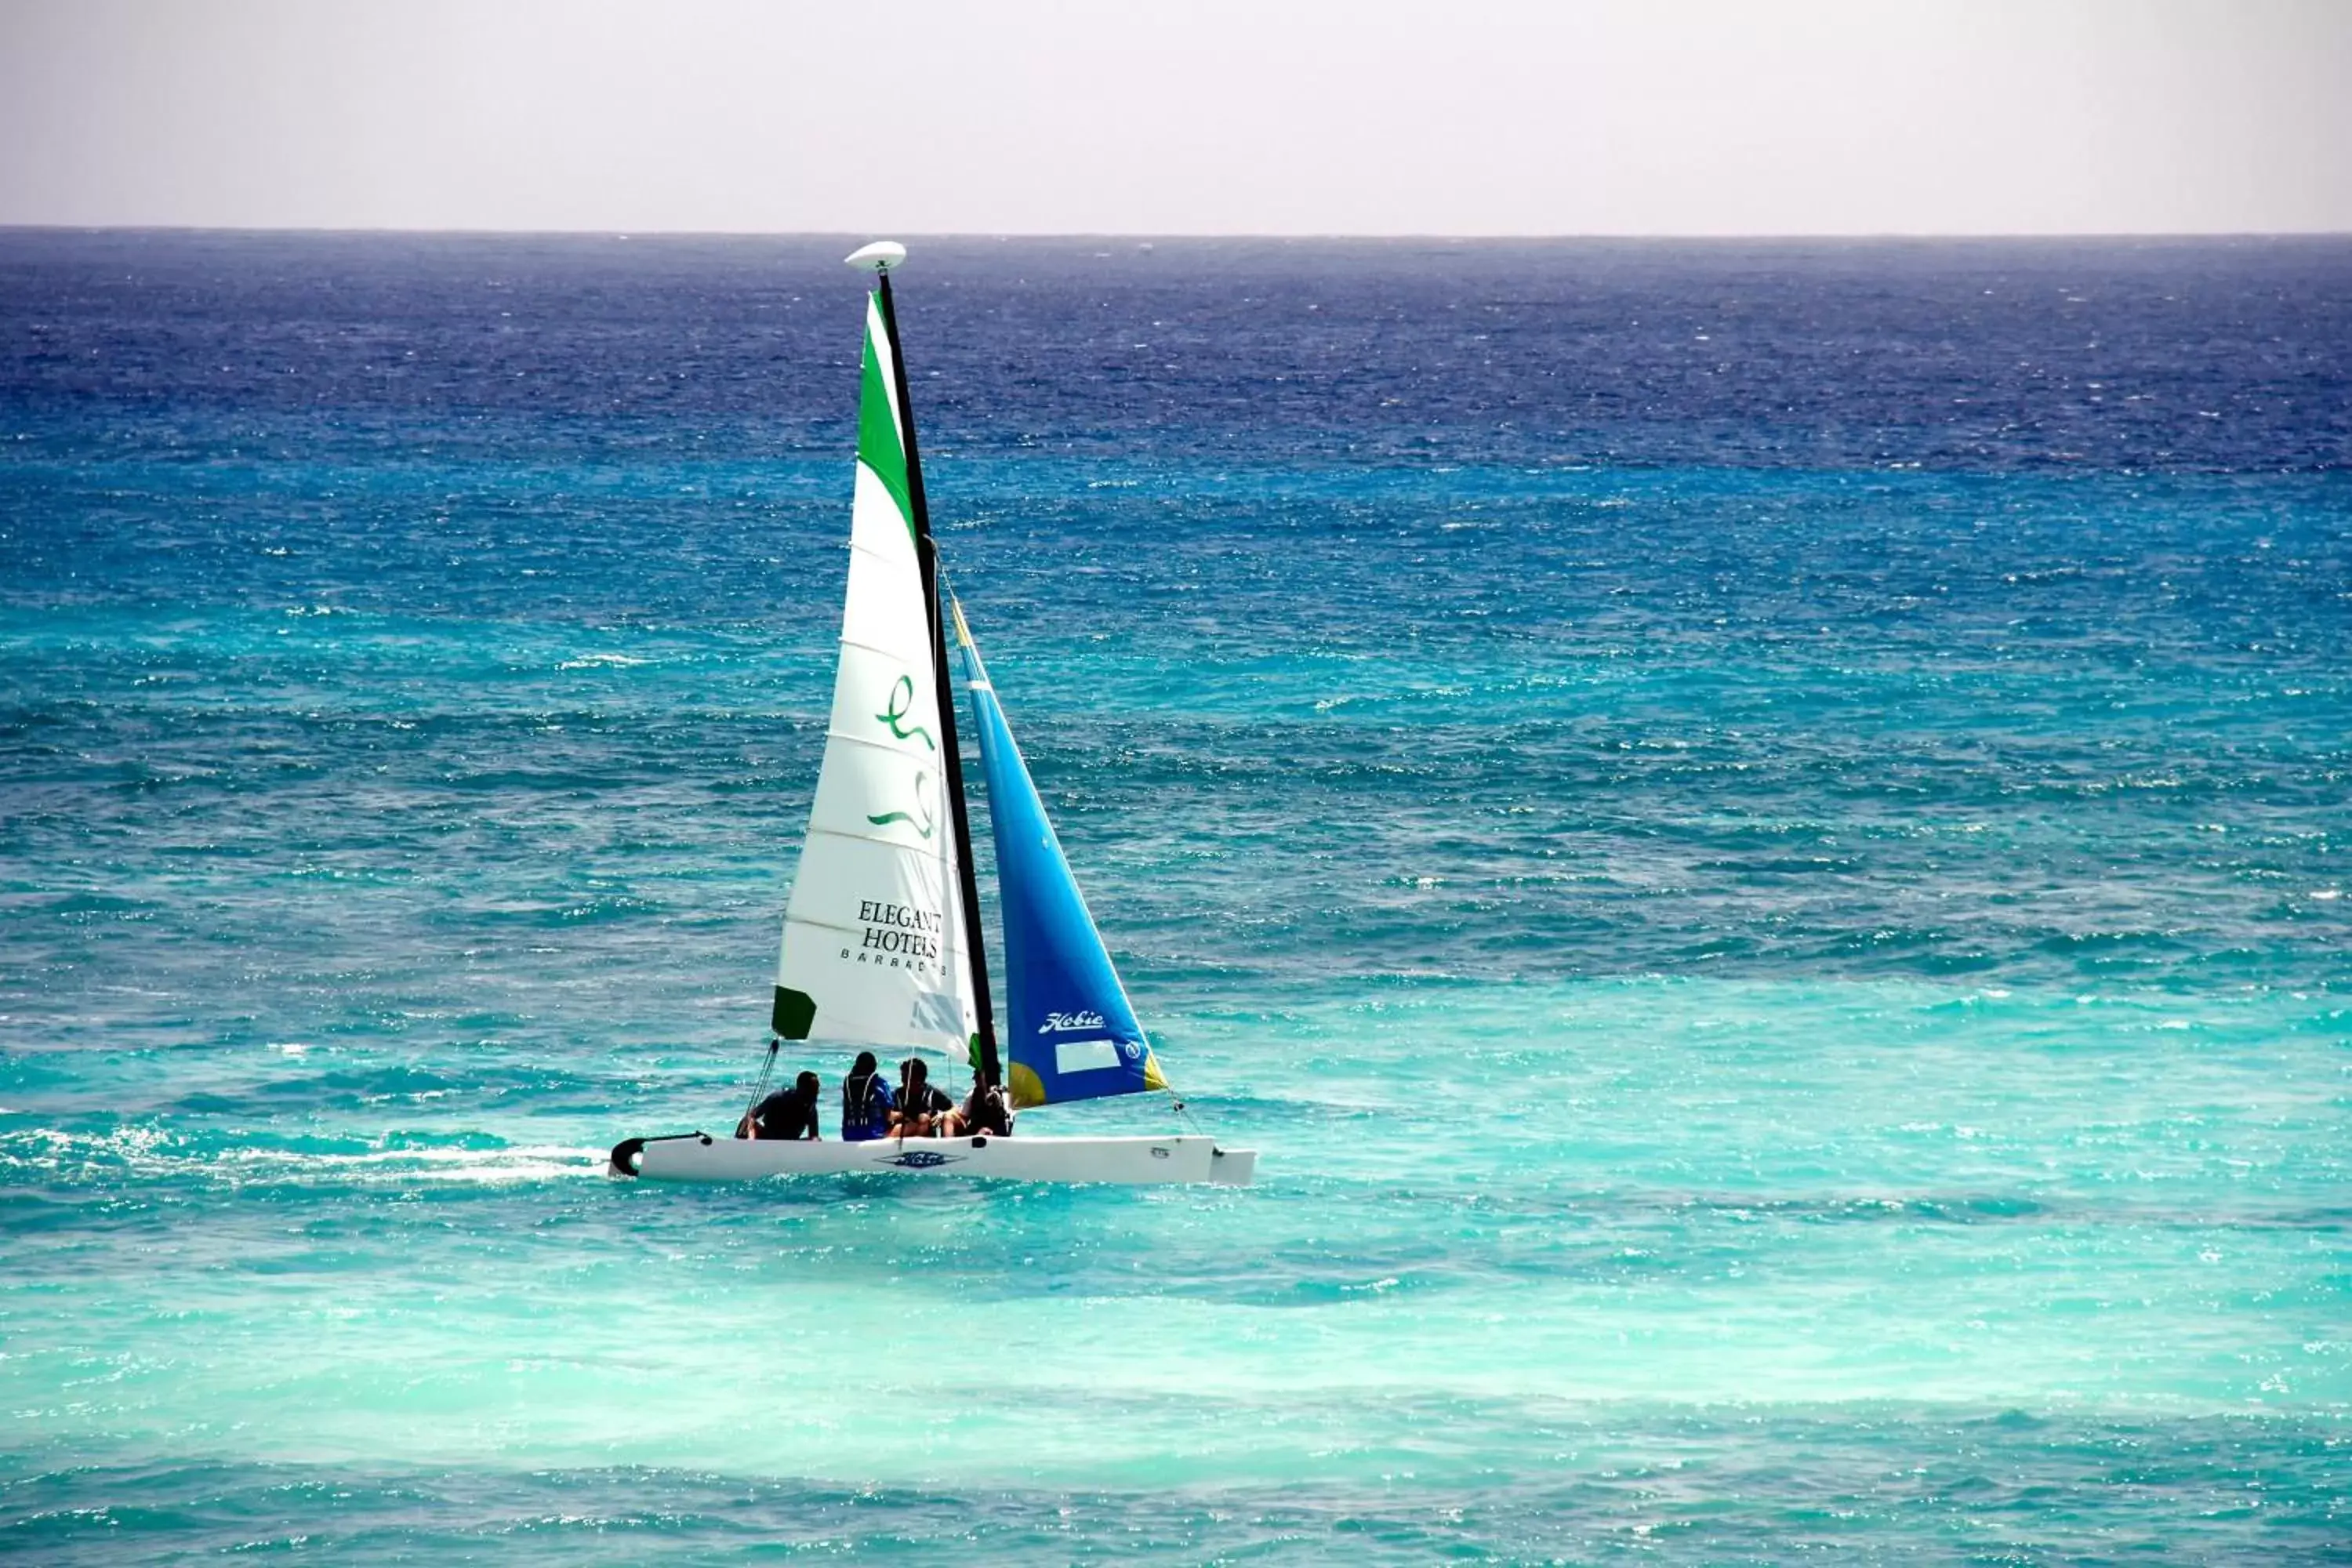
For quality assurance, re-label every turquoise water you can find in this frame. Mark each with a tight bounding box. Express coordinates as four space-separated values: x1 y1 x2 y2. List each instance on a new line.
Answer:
4 234 2349 1559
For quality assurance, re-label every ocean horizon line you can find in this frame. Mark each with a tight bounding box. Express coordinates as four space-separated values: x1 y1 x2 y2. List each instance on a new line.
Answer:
4 222 2351 245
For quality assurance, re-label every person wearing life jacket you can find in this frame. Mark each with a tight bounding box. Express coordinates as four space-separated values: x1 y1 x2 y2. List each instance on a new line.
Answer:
890 1056 955 1137
954 1072 1014 1138
839 1051 895 1142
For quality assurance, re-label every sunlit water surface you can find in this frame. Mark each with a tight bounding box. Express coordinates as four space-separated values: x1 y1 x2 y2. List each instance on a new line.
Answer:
4 234 2348 1561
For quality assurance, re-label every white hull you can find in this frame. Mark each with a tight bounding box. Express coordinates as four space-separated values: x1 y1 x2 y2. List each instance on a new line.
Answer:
610 1131 1255 1186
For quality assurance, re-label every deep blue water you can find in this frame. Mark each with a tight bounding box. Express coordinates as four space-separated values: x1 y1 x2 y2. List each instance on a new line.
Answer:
3 232 2348 1563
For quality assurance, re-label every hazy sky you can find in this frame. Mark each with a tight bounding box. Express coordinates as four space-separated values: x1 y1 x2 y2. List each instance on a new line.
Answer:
2 0 2347 234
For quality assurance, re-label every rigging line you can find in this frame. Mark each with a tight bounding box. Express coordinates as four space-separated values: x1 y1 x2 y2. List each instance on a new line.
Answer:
938 565 969 653
1168 1088 1210 1139
740 1036 780 1134
1146 1051 1213 1139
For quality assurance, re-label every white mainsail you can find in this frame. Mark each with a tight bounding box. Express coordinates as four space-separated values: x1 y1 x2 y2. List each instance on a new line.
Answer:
770 292 975 1056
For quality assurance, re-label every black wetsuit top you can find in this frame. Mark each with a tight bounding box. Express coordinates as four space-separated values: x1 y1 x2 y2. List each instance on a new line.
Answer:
750 1089 819 1140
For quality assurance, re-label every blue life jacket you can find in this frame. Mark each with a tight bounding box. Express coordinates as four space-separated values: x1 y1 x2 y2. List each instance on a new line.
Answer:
840 1071 895 1142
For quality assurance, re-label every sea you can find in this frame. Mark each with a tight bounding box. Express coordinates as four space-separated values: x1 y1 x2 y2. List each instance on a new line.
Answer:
2 231 2347 1563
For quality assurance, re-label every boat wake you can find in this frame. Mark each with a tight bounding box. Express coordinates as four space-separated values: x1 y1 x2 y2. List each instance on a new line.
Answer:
1 1125 602 1189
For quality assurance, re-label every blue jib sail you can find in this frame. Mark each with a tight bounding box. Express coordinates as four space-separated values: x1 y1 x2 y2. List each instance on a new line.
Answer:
953 601 1167 1108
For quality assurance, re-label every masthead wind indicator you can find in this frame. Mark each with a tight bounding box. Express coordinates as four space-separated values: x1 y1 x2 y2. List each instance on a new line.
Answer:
844 241 907 273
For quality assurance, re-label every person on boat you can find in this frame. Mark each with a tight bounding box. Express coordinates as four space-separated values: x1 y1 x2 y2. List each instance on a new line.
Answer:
840 1050 895 1142
890 1056 955 1137
952 1073 1014 1138
740 1070 822 1141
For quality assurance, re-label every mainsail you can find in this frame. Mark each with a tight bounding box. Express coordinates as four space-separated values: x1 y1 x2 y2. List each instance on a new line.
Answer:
771 292 976 1055
952 598 1168 1108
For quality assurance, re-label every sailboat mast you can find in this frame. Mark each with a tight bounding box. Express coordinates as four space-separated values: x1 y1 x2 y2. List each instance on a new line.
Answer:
872 270 1004 1091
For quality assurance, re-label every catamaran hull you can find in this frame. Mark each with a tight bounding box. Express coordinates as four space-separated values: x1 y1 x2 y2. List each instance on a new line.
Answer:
610 1131 1255 1186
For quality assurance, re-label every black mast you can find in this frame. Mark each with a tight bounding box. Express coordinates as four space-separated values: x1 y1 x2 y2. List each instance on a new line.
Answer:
873 268 1003 1091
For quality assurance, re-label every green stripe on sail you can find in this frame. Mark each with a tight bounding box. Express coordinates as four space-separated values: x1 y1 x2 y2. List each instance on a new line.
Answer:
858 310 914 538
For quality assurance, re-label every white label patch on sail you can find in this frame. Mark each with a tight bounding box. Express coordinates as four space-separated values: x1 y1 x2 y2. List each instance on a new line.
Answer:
1054 1039 1123 1075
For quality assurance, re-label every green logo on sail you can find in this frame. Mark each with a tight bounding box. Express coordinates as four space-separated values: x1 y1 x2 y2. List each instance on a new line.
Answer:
868 769 935 840
876 673 936 750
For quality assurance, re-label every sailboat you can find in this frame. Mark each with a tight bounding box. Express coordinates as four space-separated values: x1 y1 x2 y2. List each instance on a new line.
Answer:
608 241 1255 1186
